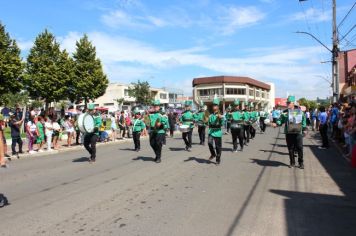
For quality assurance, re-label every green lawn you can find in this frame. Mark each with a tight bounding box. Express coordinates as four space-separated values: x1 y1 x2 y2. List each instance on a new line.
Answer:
3 127 26 140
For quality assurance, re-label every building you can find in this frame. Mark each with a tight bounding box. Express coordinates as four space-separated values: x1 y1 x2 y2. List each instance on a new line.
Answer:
161 87 185 109
339 49 356 101
78 83 169 112
192 76 274 112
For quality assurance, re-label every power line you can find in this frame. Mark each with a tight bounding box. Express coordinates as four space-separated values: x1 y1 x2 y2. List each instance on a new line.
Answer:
338 1 356 29
340 24 356 42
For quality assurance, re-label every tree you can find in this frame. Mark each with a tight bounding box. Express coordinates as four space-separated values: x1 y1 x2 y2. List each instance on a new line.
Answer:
24 29 73 109
1 92 30 107
128 80 152 105
0 22 25 103
298 98 309 109
114 98 125 111
71 34 108 106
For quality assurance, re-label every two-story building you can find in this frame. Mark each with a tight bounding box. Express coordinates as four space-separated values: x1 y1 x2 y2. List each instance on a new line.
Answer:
192 76 275 112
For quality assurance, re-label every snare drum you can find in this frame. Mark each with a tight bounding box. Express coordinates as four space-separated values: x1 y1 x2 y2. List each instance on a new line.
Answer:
231 121 243 129
78 113 95 133
179 125 191 133
251 121 259 130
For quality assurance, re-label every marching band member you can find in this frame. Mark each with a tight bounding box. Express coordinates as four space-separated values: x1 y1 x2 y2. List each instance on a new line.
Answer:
208 98 224 165
273 96 307 169
230 99 245 152
149 100 167 163
132 108 146 152
225 105 232 134
83 104 102 163
259 109 268 133
249 102 258 139
242 101 251 145
180 100 194 151
160 107 169 146
195 101 208 145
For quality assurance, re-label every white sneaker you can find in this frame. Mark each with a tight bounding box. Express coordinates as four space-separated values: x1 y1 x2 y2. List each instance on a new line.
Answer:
48 149 54 152
38 149 44 153
29 150 36 154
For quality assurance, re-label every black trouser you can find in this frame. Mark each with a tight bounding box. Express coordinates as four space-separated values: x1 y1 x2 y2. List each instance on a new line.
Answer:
132 131 141 150
121 127 126 138
319 124 329 147
208 135 222 163
11 136 23 154
231 127 244 150
150 132 165 160
76 130 81 144
169 124 175 137
182 129 193 148
198 126 206 144
260 117 266 132
244 125 250 143
285 133 303 165
250 126 256 139
226 122 231 133
84 133 97 160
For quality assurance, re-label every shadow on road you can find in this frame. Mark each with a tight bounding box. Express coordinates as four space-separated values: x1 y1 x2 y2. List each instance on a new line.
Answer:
270 134 356 236
184 157 213 164
250 158 289 167
169 147 186 151
119 148 135 151
132 156 156 162
259 149 289 156
72 157 90 163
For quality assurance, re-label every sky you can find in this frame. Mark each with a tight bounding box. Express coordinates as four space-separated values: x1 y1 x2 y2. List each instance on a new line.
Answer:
1 0 355 99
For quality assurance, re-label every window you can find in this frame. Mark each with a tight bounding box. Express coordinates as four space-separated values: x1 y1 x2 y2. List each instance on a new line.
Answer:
199 89 209 96
198 89 222 96
256 91 260 97
226 88 246 95
261 92 265 98
160 93 167 99
249 89 254 96
124 89 129 96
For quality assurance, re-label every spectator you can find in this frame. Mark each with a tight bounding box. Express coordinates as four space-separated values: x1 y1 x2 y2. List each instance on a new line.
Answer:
1 105 10 126
74 116 81 145
0 115 9 158
125 113 132 138
8 113 24 156
306 109 311 126
311 108 318 131
318 106 329 149
45 116 54 151
110 113 117 141
52 116 61 150
64 115 74 147
330 103 339 139
0 115 6 167
271 107 280 124
26 116 37 154
118 111 126 139
168 112 177 137
36 116 45 152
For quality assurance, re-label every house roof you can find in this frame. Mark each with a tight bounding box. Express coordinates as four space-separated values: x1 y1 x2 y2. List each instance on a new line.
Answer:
192 76 271 90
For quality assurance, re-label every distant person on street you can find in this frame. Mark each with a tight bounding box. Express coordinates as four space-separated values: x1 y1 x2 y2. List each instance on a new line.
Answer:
318 106 329 149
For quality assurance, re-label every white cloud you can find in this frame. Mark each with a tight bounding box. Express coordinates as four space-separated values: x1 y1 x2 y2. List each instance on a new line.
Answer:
289 8 331 23
17 40 33 51
59 31 329 98
219 6 266 35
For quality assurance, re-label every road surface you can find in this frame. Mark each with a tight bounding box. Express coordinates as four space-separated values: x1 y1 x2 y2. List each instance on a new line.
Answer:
1 127 356 236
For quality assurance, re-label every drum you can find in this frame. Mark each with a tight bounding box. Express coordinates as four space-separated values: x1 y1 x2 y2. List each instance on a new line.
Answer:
231 121 243 129
251 121 259 130
179 124 191 133
287 123 302 134
264 118 271 125
78 113 95 133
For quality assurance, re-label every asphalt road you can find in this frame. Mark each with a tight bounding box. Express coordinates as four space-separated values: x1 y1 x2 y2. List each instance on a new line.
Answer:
1 127 356 236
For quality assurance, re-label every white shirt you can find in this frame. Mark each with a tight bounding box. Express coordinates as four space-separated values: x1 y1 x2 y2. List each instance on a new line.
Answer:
27 121 37 132
45 121 53 134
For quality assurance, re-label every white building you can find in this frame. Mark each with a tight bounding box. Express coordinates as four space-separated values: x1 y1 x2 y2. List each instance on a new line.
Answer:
78 83 169 112
192 76 275 112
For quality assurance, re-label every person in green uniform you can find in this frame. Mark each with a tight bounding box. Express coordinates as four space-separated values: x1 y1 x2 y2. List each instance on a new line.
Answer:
180 100 195 151
160 107 169 145
208 98 224 165
225 105 232 134
242 101 251 145
195 101 208 145
273 96 307 169
259 108 268 133
132 108 146 152
149 100 167 163
230 99 245 152
249 102 258 139
83 104 102 163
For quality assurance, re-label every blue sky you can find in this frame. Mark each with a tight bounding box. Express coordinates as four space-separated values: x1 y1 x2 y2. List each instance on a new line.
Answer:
1 0 355 99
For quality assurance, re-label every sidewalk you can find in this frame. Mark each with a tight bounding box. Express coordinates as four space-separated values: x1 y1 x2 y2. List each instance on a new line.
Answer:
4 130 150 161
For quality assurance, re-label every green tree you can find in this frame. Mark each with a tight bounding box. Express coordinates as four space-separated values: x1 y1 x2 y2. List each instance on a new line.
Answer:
25 29 73 109
0 22 25 103
298 98 309 109
1 92 30 107
128 80 152 105
72 34 108 105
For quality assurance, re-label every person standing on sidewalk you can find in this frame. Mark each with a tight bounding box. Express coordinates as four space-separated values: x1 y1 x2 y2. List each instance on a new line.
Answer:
36 116 45 152
318 106 329 149
26 116 37 154
273 95 307 169
132 109 145 152
208 98 224 165
0 115 7 168
45 116 54 151
0 115 10 160
8 113 24 156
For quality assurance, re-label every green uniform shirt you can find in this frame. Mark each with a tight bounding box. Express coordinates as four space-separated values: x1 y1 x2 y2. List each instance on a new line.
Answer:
195 111 207 127
243 111 251 122
94 115 102 135
161 115 170 130
180 110 194 128
132 118 146 132
276 109 307 134
259 111 268 118
231 111 244 122
208 112 224 138
149 112 166 134
250 111 258 121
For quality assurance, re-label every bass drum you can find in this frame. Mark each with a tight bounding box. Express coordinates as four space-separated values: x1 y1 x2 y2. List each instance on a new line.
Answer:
78 113 95 133
179 124 191 133
264 118 271 125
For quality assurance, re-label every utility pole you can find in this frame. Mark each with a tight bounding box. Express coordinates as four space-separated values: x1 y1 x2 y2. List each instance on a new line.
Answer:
332 0 339 103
